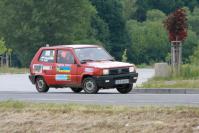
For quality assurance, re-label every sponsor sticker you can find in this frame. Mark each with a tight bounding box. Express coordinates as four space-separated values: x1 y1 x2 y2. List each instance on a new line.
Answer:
55 74 71 81
85 68 94 73
33 64 42 73
33 64 53 73
43 66 52 70
57 66 71 73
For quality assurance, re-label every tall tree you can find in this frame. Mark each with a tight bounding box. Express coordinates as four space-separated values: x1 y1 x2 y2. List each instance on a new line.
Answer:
90 0 130 60
135 0 199 21
0 0 96 66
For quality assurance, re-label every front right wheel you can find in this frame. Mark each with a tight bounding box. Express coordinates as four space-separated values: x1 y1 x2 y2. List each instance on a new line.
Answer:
116 84 133 94
83 77 99 94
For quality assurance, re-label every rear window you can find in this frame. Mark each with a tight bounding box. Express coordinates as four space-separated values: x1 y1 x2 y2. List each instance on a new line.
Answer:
39 50 55 63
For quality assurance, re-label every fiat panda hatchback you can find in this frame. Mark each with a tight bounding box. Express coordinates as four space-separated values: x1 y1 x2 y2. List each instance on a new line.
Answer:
29 44 138 94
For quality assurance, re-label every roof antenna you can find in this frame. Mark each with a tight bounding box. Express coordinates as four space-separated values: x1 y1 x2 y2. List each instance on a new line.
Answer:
46 44 49 47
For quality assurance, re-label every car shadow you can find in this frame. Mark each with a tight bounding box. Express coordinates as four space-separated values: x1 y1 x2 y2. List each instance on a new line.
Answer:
47 92 120 94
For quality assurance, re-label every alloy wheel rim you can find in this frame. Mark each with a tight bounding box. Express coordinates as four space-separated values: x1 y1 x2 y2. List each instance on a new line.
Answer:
85 81 95 91
37 79 44 89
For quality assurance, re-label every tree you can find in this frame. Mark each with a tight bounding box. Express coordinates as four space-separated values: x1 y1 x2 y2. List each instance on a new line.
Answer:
0 38 7 55
164 8 188 41
90 0 130 60
126 18 169 64
122 49 127 62
147 9 166 21
90 15 110 48
164 8 188 74
190 44 199 65
134 0 199 21
121 0 137 20
188 7 199 35
0 0 96 66
183 30 198 62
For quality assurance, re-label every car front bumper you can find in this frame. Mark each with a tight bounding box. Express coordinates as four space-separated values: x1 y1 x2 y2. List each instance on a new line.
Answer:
94 72 138 88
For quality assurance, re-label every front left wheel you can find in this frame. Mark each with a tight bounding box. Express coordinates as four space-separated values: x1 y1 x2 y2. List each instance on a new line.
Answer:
116 84 133 94
35 77 49 93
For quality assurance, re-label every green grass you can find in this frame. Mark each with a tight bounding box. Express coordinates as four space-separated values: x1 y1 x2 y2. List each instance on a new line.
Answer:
0 100 199 112
140 64 199 89
0 100 130 113
0 67 28 74
180 64 199 79
140 77 199 88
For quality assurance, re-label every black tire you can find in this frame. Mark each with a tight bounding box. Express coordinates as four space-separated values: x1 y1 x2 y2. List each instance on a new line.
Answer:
83 77 99 94
71 87 83 93
35 77 49 93
116 84 133 94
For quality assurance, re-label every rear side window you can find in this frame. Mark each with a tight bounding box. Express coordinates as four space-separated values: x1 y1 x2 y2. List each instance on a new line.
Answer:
39 50 55 63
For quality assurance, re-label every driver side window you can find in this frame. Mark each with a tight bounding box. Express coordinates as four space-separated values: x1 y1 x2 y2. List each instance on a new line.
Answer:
57 50 75 64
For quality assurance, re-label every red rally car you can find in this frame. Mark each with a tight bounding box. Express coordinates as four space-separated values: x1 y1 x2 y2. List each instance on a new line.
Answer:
29 44 138 94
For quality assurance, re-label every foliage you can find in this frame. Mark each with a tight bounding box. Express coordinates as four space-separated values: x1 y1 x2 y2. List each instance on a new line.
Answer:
147 9 166 21
182 30 198 62
122 49 127 62
121 0 137 20
91 0 130 60
135 0 199 21
164 8 188 42
0 1 199 66
188 7 199 35
126 14 169 64
190 45 199 65
0 38 7 55
0 0 96 66
180 64 199 79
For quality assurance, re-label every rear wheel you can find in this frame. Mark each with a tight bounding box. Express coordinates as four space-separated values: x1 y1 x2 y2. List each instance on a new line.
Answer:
83 77 99 94
116 84 133 94
71 88 83 93
35 77 49 93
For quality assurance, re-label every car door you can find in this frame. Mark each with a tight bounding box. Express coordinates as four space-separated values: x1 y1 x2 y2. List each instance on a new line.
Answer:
55 49 78 86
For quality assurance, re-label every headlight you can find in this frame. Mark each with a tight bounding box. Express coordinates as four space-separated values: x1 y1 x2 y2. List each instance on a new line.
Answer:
129 67 135 72
103 69 109 75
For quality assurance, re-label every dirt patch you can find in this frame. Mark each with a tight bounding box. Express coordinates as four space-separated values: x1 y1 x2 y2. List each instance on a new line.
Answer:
0 102 199 133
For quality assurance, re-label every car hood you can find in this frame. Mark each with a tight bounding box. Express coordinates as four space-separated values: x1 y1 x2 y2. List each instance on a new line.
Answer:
85 61 133 69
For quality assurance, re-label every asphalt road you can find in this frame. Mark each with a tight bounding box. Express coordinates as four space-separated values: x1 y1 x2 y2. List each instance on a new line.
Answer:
0 68 154 92
0 91 199 106
1 68 199 106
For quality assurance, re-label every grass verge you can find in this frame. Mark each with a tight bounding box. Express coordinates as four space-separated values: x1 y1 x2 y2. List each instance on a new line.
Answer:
140 77 199 89
0 67 28 74
1 100 199 133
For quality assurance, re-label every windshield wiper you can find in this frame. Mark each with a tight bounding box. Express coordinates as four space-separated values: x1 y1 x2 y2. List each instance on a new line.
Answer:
80 59 95 64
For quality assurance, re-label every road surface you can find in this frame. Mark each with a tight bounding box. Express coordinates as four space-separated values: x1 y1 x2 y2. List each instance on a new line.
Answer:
0 68 154 92
1 68 198 106
0 91 199 106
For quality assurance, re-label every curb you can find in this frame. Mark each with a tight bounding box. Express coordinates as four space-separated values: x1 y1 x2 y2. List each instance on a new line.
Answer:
131 89 199 94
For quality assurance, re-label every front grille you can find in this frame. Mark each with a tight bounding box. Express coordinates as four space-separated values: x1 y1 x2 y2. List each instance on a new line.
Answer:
109 68 129 75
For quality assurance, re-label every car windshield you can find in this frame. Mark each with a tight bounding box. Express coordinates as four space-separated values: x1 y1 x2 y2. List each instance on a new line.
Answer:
74 47 113 63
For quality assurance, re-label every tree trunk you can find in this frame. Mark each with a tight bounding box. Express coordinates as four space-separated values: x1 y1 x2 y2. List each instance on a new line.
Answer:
171 41 182 75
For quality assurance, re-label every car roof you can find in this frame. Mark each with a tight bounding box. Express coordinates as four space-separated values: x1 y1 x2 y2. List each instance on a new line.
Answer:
42 44 99 49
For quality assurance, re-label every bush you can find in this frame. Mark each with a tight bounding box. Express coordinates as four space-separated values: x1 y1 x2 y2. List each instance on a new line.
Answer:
180 64 199 79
